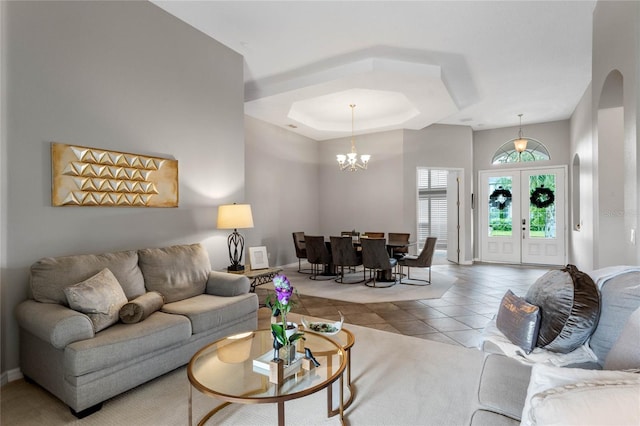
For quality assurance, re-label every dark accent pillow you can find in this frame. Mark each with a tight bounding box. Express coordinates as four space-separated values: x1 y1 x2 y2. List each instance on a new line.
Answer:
526 264 600 354
496 290 541 354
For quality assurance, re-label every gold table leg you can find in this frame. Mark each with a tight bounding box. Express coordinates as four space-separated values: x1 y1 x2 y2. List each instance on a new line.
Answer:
278 401 285 426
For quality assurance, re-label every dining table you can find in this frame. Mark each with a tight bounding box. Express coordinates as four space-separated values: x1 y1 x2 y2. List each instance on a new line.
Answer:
323 235 415 282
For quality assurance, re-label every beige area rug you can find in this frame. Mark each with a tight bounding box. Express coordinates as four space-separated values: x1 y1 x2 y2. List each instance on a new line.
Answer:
262 266 457 304
1 321 486 426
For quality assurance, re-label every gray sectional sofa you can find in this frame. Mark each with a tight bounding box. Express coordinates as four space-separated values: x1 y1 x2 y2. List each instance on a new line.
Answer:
470 267 640 425
15 243 258 417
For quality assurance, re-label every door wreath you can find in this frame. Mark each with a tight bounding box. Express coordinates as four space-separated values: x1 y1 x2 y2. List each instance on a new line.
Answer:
489 186 512 210
530 185 555 208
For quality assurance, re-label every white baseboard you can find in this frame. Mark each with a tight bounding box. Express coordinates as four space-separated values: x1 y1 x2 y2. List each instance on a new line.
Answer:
1 368 23 386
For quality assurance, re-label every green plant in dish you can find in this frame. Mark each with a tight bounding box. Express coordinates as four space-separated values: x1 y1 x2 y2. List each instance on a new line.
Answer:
301 311 344 336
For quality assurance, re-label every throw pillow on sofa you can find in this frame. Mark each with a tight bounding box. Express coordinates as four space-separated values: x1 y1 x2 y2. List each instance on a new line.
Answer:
63 268 128 332
521 363 640 426
496 290 541 354
138 243 210 302
525 264 600 353
119 291 164 324
529 380 640 426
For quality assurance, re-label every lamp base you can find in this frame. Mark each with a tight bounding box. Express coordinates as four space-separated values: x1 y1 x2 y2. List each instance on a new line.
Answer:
227 264 245 273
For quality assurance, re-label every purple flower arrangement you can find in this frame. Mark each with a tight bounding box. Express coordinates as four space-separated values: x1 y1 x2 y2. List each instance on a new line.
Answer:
267 274 304 351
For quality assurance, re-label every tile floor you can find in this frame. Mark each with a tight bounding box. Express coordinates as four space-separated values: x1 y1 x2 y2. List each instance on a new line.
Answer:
255 257 548 348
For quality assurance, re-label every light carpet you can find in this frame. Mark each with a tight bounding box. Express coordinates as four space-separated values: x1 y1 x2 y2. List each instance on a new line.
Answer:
1 320 486 426
262 266 456 304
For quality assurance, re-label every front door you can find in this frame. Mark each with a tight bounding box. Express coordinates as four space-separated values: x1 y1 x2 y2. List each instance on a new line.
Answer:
479 167 566 265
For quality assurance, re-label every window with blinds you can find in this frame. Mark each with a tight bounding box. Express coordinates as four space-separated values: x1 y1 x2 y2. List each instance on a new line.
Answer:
417 168 448 250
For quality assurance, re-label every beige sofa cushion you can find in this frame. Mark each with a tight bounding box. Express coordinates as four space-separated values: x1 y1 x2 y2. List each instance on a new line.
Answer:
138 244 210 303
162 293 258 334
65 311 191 377
31 250 145 305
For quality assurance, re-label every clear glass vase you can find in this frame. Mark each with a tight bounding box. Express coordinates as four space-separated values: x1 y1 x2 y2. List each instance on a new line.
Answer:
279 343 296 366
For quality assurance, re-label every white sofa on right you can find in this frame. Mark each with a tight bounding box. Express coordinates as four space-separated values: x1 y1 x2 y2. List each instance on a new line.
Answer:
470 266 640 426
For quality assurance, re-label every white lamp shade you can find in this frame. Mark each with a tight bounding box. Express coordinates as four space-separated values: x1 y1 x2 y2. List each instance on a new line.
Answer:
217 204 254 229
514 138 528 153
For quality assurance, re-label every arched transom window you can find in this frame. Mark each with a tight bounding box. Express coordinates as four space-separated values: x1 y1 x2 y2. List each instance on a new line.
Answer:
492 138 551 164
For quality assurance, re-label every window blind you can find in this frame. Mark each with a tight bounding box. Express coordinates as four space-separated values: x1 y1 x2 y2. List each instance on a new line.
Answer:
417 169 448 250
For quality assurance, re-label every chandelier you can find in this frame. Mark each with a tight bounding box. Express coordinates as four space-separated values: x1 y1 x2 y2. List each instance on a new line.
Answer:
337 104 370 171
513 113 528 157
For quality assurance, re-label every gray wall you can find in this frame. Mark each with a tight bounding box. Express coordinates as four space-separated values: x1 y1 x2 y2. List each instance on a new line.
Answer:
315 125 474 263
403 125 474 263
569 84 594 269
1 1 244 376
319 130 405 236
570 0 640 270
244 116 320 267
590 0 639 267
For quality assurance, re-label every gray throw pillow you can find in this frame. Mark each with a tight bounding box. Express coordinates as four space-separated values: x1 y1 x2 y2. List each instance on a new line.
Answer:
526 264 600 354
119 291 165 324
496 290 541 354
63 268 128 332
138 243 210 302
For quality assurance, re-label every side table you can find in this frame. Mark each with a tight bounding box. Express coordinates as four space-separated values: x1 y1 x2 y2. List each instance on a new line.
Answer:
229 267 283 292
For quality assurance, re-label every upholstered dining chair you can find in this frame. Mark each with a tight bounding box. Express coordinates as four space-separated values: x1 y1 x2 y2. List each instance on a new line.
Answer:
291 232 311 274
397 237 437 285
388 232 410 259
330 236 365 284
363 232 385 239
304 235 335 280
361 238 398 288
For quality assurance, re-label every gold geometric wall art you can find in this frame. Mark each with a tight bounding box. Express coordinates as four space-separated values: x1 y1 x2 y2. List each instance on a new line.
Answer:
52 143 178 207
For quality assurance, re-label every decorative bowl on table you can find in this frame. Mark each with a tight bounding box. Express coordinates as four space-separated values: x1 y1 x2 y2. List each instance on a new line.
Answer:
301 311 344 336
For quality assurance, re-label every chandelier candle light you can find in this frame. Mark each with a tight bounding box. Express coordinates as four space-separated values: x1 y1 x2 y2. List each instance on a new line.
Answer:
216 203 254 272
337 104 371 171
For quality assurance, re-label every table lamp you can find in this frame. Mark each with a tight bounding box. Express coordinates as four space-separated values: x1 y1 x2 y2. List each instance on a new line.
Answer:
217 203 254 272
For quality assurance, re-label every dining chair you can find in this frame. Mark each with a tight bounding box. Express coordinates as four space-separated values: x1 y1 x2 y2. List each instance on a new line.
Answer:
304 235 335 280
361 237 398 288
330 236 365 284
388 232 410 259
291 232 311 274
397 237 437 285
363 232 385 239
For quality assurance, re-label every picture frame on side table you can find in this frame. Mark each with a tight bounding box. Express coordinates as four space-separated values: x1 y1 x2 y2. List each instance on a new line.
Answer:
249 246 269 270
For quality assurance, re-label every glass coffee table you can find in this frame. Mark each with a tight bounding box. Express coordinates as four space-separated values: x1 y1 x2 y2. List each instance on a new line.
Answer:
188 329 347 426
